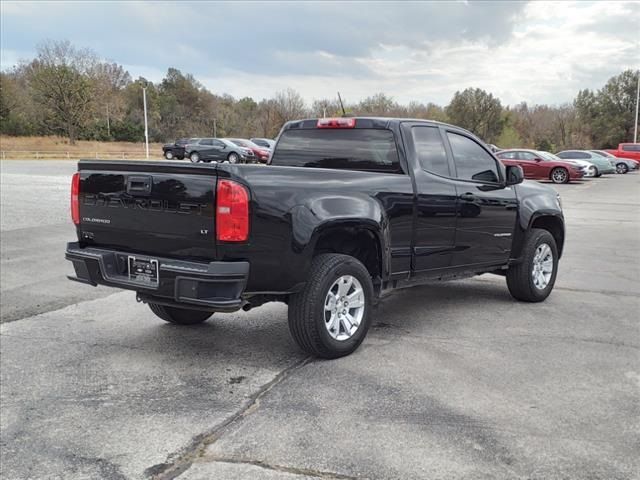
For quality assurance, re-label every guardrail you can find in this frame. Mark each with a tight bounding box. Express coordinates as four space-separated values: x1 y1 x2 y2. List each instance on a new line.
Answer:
0 150 164 160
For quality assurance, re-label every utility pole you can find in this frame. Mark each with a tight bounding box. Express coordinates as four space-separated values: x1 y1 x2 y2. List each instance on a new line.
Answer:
142 87 149 159
106 104 110 137
213 118 217 138
634 70 639 143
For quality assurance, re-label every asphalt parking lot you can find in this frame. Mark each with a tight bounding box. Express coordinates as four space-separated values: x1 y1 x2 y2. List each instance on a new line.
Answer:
1 160 639 480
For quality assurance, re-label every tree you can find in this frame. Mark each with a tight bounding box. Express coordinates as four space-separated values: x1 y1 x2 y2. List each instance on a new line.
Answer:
356 93 397 116
445 88 504 143
575 70 639 147
272 88 307 125
24 40 99 144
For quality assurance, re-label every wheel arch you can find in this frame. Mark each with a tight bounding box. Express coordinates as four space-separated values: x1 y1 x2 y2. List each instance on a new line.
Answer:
512 212 565 261
311 223 386 283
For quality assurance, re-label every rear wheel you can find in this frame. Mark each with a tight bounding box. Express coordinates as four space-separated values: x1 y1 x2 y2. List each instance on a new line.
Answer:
190 152 200 163
550 167 569 184
616 163 628 174
164 151 174 160
288 254 373 359
148 303 213 325
506 228 558 302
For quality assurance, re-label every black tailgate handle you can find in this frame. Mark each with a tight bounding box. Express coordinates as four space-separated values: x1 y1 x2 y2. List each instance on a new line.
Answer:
126 175 152 196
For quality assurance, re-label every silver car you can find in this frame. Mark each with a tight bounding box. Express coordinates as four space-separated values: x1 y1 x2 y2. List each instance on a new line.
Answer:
590 150 638 174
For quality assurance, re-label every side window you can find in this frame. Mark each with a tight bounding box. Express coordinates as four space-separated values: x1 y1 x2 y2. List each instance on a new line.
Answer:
200 139 214 146
519 152 536 160
558 152 573 159
211 140 224 147
622 145 640 152
577 152 590 159
498 151 517 160
411 126 450 176
447 132 500 183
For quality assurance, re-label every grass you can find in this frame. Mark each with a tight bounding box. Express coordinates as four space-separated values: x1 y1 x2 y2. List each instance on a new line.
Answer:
0 135 165 160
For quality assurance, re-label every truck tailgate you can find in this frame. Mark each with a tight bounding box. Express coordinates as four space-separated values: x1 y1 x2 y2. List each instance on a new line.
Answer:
77 161 217 261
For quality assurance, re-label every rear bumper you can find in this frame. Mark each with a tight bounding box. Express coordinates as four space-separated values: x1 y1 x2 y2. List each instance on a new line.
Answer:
65 242 249 311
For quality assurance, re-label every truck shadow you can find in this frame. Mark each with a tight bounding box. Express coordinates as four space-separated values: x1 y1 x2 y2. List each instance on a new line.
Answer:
139 278 517 360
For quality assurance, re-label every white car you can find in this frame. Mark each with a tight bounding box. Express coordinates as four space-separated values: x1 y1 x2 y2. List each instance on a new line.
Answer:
539 151 596 177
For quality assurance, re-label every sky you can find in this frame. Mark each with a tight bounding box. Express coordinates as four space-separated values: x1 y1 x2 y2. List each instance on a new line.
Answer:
1 1 638 107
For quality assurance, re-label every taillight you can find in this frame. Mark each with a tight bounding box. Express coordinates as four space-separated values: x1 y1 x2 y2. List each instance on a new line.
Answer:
317 117 356 128
216 179 249 242
71 172 80 225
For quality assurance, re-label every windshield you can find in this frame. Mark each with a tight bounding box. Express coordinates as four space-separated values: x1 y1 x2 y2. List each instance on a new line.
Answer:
592 150 613 157
229 139 258 149
538 151 561 161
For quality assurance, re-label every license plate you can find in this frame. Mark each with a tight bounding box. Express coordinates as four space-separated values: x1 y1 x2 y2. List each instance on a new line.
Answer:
128 256 159 285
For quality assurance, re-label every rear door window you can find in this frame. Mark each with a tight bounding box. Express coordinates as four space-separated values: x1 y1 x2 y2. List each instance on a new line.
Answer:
199 139 214 146
446 132 500 183
270 128 402 173
410 126 450 176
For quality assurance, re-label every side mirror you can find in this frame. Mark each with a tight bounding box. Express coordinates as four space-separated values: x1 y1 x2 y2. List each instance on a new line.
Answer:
505 165 524 185
534 157 542 162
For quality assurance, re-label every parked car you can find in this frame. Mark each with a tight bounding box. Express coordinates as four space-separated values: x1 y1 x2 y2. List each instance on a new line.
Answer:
555 150 616 176
162 138 197 160
590 150 638 174
184 138 255 164
66 117 565 359
496 149 584 183
225 138 271 163
250 138 275 149
604 143 640 164
539 151 596 177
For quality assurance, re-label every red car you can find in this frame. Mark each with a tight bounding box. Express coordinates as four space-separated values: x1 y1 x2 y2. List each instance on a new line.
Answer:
226 138 271 163
496 149 584 184
604 143 640 165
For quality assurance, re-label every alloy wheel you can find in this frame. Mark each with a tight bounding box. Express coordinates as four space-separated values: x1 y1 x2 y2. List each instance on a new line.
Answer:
552 169 568 184
323 275 365 341
532 243 553 290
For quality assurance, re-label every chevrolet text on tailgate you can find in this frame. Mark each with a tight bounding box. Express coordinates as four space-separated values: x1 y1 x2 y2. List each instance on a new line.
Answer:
66 117 565 359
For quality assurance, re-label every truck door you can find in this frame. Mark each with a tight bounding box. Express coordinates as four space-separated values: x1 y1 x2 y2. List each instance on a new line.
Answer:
400 123 457 272
443 129 518 267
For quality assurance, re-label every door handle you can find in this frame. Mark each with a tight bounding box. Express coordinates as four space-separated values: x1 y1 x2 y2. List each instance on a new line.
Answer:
460 193 476 202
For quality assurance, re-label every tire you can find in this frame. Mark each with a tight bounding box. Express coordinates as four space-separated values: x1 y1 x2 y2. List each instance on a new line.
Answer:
288 254 374 359
593 167 601 177
616 163 628 174
148 303 213 325
227 152 239 164
190 152 200 163
164 151 174 160
506 228 558 302
550 167 569 184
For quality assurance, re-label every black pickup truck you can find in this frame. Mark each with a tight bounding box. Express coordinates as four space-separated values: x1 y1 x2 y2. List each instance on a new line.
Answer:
66 117 564 358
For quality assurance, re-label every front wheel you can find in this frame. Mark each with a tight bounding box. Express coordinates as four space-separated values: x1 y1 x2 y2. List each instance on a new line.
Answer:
550 167 569 184
148 303 213 325
593 167 601 177
288 254 374 359
616 163 628 174
190 152 200 163
506 228 558 302
227 152 239 164
164 151 174 160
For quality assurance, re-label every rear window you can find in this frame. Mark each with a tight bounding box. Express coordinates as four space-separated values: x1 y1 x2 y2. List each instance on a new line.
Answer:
270 129 402 174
